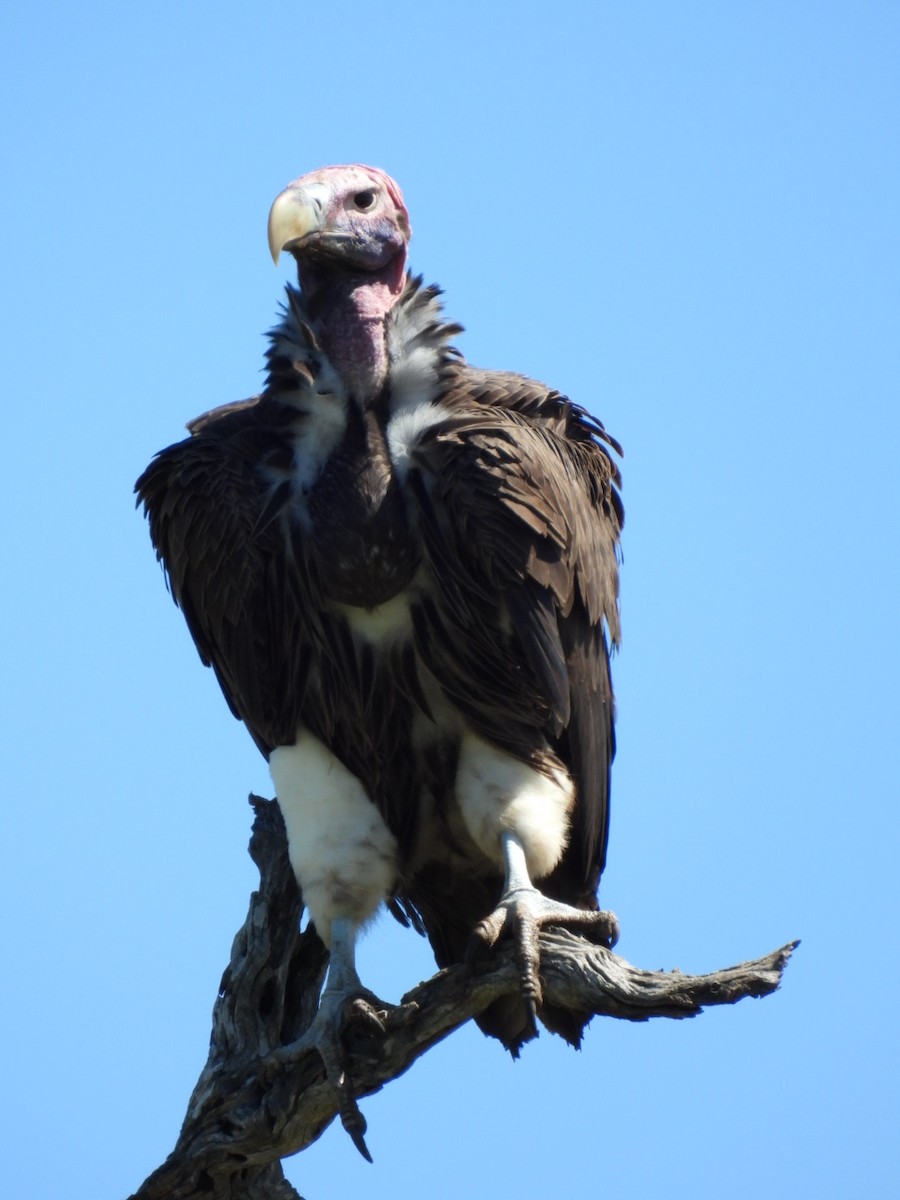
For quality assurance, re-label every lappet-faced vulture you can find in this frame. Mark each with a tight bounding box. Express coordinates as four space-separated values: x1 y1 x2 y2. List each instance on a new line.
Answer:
136 164 623 1156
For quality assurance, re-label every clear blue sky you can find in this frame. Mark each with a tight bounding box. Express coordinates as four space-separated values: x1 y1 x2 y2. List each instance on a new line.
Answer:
2 2 898 1197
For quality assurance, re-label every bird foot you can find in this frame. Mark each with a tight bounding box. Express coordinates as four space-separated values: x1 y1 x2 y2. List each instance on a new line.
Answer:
287 985 390 1162
468 885 619 1033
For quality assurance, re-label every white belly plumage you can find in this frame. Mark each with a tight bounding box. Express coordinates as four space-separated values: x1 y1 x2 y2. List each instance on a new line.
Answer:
270 702 574 947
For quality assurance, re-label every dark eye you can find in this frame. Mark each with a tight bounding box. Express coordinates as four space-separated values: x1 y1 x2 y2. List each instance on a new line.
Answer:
353 189 376 211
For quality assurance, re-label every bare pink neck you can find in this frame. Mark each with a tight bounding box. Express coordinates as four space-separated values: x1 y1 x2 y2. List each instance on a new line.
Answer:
300 256 407 403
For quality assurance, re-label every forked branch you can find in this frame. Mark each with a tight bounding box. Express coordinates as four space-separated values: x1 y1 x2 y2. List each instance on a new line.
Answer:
129 797 797 1200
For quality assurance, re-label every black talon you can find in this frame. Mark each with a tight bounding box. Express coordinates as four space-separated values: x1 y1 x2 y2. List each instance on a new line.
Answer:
337 1085 373 1163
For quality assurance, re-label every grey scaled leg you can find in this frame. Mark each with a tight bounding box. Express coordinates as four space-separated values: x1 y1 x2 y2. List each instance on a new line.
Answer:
288 917 388 1162
470 830 619 1035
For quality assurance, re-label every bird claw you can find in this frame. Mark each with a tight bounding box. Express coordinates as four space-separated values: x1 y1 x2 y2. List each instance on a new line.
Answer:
470 889 543 1020
293 987 391 1163
335 1082 372 1164
345 994 388 1037
469 886 620 1028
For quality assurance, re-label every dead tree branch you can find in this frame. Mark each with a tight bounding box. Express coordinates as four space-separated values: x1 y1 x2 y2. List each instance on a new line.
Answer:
128 797 797 1200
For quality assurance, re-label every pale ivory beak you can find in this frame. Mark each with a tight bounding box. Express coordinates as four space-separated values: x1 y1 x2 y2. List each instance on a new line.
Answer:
267 182 329 265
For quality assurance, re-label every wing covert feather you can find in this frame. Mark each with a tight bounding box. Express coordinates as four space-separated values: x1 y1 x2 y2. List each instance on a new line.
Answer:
136 427 308 755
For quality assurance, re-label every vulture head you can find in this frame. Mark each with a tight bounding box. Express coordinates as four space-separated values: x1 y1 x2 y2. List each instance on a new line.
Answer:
267 164 412 398
268 164 411 294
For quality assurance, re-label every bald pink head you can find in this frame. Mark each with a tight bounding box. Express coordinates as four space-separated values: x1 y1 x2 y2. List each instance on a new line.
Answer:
268 164 410 278
267 165 413 399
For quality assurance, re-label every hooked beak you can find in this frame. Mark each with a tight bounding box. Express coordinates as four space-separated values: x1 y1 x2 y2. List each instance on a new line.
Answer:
267 182 330 265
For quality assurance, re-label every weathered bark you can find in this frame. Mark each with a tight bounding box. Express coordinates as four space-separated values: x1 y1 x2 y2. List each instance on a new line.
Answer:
129 797 797 1200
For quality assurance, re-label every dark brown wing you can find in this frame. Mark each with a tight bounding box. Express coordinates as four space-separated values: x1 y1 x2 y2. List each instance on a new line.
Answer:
135 406 314 756
409 369 622 898
136 407 425 858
